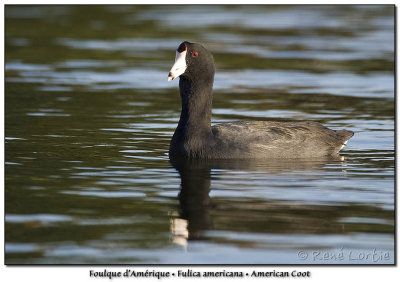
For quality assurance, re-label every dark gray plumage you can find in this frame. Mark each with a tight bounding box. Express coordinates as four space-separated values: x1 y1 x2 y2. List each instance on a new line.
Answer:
168 41 354 160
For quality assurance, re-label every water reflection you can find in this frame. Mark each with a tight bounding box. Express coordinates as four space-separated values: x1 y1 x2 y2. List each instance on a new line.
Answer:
173 160 212 243
171 157 347 246
168 156 393 264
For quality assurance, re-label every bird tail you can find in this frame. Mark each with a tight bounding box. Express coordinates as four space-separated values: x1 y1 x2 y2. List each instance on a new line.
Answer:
336 129 354 143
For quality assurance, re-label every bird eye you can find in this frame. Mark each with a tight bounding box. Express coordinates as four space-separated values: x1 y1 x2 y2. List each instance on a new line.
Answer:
192 51 198 58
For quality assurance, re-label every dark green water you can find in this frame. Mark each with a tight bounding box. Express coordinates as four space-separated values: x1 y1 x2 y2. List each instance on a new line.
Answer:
5 5 394 264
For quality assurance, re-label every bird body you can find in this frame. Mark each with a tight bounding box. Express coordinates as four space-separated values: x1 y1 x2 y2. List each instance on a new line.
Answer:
167 41 353 160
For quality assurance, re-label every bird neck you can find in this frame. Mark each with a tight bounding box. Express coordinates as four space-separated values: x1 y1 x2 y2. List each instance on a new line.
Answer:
176 76 213 140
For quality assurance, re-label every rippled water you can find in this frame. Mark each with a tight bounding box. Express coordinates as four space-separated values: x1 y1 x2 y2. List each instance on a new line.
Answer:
5 5 394 264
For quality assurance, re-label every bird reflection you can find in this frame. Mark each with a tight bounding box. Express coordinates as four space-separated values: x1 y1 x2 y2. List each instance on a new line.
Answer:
171 159 213 244
169 156 346 246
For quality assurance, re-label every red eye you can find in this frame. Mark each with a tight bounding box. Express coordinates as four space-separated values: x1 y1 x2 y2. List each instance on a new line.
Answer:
192 51 198 58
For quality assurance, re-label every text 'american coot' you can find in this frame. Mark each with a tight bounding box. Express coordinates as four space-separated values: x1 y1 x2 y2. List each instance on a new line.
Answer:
167 41 354 160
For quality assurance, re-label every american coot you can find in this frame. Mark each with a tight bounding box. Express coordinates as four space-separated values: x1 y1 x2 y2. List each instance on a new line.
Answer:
167 41 354 160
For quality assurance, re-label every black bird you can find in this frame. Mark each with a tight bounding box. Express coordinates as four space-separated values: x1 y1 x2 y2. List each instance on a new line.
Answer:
168 41 353 160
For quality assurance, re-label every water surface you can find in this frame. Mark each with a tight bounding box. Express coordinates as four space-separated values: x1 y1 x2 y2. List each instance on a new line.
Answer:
5 5 394 264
